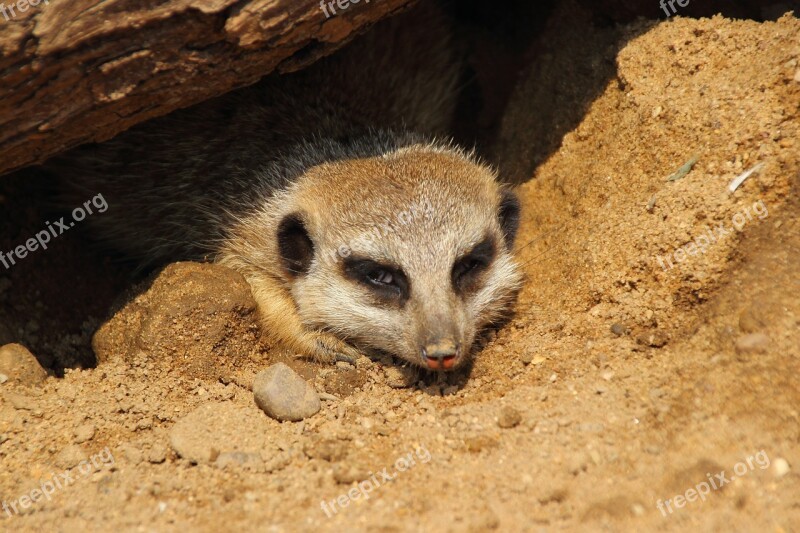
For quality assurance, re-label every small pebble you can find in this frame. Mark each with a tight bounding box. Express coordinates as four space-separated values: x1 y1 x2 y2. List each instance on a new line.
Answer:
636 331 668 348
148 443 169 464
123 445 143 465
73 423 96 444
497 406 522 429
772 457 791 478
318 392 339 402
253 363 321 422
610 323 629 337
55 444 87 470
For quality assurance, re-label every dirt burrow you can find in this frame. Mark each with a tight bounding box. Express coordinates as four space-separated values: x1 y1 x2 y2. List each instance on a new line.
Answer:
0 6 799 533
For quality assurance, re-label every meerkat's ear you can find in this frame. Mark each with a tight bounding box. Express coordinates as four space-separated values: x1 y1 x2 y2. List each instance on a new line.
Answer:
498 189 521 249
277 213 315 277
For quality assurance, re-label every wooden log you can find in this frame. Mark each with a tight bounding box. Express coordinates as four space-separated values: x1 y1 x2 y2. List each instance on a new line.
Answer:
0 0 416 176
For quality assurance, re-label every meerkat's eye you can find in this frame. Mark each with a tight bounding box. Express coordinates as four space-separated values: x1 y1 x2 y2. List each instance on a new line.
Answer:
343 257 409 301
368 268 395 286
452 237 496 293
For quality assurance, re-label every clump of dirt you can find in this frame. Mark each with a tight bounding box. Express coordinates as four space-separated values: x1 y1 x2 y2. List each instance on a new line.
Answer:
0 5 798 532
93 262 269 383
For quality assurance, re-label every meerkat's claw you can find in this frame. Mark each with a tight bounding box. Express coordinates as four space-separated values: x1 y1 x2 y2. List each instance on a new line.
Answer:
334 353 357 365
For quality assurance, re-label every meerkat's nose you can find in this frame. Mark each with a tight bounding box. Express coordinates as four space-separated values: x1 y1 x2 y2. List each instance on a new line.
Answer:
421 340 460 371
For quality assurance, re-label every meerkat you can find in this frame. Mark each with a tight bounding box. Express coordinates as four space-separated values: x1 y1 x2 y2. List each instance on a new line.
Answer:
51 3 523 371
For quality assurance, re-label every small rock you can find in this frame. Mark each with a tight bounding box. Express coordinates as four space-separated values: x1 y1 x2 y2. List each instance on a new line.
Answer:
122 445 143 465
735 333 770 353
497 406 522 429
384 365 417 389
253 363 321 422
636 331 668 348
0 374 7 384
0 343 47 386
772 457 791 478
148 443 169 464
520 351 534 365
73 423 96 444
610 323 629 337
55 444 87 470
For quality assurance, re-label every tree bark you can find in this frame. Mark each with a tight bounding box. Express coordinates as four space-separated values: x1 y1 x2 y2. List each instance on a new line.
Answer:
0 0 416 176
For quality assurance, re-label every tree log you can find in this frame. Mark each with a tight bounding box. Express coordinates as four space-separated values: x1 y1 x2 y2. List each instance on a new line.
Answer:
0 0 416 176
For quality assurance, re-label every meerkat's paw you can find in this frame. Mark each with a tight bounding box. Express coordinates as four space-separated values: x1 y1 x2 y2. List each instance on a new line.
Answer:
293 330 363 365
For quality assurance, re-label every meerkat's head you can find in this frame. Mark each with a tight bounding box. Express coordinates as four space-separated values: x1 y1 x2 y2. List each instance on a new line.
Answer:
280 143 522 370
229 141 522 371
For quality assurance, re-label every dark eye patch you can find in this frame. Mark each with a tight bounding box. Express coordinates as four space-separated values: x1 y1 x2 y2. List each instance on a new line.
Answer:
452 236 496 294
342 256 410 303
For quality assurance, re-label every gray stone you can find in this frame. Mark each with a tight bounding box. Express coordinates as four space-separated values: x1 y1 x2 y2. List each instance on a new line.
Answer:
253 363 320 422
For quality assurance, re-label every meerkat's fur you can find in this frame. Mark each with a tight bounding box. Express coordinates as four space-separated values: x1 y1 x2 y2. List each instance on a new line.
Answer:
52 4 523 370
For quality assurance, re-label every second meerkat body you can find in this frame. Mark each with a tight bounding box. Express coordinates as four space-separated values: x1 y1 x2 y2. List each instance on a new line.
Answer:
54 4 523 371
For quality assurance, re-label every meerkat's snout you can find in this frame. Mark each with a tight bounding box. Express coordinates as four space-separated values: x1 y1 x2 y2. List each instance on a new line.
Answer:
420 339 461 371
